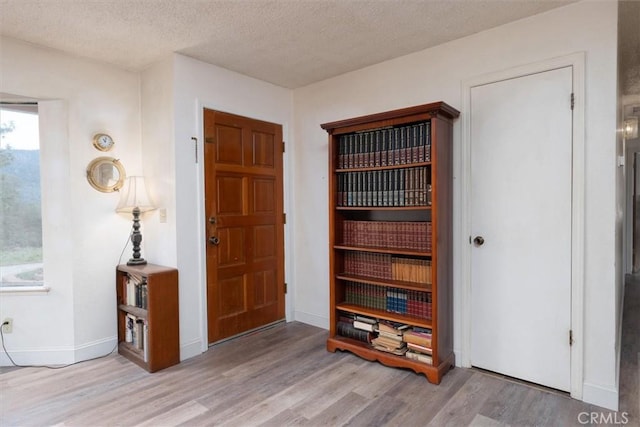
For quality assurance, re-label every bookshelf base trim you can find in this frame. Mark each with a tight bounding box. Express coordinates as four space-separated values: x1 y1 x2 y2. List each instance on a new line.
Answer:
326 336 454 384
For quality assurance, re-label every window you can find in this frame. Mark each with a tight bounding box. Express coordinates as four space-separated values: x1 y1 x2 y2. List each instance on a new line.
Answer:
0 106 43 287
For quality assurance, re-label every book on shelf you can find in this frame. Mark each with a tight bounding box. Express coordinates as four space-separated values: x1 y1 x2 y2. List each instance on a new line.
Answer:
406 342 432 355
376 329 405 341
125 313 135 343
353 314 378 332
353 320 376 332
341 220 432 252
377 320 410 335
343 281 432 320
343 252 431 284
406 350 433 365
403 328 433 348
336 122 431 171
124 313 148 354
143 322 149 362
123 273 148 309
372 335 407 355
337 320 373 343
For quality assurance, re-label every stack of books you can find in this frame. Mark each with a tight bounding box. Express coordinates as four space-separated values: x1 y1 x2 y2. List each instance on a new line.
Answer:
404 327 433 365
372 321 410 355
336 313 374 343
335 314 434 365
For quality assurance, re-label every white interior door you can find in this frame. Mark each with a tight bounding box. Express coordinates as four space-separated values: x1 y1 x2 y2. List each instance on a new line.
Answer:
470 67 573 391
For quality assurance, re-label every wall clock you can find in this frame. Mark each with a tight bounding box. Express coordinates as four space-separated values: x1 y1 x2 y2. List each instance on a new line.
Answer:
93 133 115 152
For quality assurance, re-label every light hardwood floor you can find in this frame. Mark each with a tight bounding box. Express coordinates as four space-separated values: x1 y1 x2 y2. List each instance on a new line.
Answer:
1 276 638 427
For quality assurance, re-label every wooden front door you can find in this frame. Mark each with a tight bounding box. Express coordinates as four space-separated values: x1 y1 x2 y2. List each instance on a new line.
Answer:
203 109 285 344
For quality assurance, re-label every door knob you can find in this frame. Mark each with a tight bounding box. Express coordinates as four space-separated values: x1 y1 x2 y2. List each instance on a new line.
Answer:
473 236 485 246
209 236 220 245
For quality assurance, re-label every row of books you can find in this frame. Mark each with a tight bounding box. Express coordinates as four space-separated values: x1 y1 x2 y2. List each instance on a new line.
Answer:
123 273 148 309
344 280 433 319
336 168 431 207
125 313 149 362
343 252 432 284
337 122 431 169
342 220 432 252
337 313 433 364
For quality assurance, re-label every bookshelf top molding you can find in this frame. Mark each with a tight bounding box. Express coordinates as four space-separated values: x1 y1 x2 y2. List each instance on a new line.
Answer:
320 101 460 134
117 263 178 276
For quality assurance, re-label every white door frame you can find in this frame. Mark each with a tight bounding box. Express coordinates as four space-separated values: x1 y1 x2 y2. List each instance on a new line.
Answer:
458 52 585 399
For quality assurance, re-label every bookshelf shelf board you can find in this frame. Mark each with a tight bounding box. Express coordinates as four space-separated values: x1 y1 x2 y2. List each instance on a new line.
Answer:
326 336 454 384
336 274 432 292
334 245 431 257
336 206 431 212
336 162 432 173
336 303 432 328
119 341 143 357
118 304 147 319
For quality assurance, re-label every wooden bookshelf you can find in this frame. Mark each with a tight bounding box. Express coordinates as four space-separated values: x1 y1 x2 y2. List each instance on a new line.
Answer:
321 101 459 384
116 263 179 373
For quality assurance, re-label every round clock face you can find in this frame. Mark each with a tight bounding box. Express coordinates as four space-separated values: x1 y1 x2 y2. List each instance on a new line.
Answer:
93 133 114 151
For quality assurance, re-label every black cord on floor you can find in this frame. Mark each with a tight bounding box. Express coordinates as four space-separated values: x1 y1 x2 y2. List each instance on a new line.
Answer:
0 323 117 370
1 228 134 369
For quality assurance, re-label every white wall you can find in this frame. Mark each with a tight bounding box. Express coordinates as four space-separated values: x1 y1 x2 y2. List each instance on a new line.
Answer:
0 0 622 411
292 0 619 410
0 37 142 363
140 54 294 359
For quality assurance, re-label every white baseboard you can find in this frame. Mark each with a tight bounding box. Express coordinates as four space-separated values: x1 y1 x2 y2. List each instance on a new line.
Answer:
582 382 619 411
0 336 117 367
180 338 202 361
294 310 329 330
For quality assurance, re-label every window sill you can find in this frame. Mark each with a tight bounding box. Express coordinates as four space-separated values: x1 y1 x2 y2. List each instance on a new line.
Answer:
0 286 51 295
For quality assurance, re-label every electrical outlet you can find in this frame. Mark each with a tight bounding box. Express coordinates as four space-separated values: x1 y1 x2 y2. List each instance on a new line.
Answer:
2 318 13 334
159 208 167 223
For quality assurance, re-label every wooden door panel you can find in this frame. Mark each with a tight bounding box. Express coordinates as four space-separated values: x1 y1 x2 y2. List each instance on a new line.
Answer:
218 276 246 316
217 176 245 215
253 178 276 213
253 225 276 260
215 124 244 165
205 109 284 344
251 131 275 168
253 270 277 307
217 227 246 266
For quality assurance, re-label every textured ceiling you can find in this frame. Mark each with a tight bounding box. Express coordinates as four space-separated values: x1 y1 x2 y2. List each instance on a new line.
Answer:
0 0 582 89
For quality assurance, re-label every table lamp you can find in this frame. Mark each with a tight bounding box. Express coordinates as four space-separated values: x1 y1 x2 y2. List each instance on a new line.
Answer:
116 176 156 265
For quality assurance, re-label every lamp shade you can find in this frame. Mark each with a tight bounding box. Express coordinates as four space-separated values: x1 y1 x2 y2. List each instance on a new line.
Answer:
116 176 156 213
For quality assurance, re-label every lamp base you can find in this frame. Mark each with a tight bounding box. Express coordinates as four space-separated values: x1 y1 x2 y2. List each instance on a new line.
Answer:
127 207 147 266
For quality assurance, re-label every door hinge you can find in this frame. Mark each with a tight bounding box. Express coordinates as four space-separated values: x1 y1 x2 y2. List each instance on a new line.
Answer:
283 213 287 224
282 141 286 153
570 93 575 110
569 329 574 346
284 282 288 294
